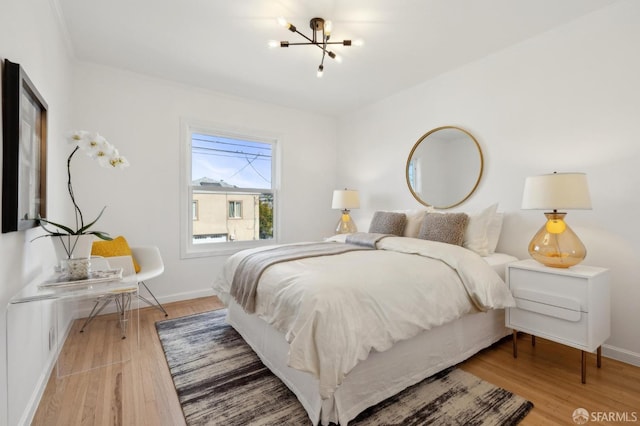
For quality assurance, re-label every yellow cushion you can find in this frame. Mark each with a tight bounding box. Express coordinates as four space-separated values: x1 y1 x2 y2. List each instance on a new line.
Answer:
91 236 141 273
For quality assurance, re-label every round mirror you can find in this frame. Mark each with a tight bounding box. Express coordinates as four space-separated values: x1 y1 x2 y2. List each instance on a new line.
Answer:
406 126 483 209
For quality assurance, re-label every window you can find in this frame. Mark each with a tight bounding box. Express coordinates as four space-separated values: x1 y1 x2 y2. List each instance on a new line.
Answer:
228 201 242 219
181 121 277 257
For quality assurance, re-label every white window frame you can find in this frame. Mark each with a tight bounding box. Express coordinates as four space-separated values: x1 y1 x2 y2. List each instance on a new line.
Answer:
228 200 243 219
180 118 280 258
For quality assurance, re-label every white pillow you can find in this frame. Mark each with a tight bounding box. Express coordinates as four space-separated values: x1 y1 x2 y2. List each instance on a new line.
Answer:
486 212 504 254
393 208 434 238
463 203 498 256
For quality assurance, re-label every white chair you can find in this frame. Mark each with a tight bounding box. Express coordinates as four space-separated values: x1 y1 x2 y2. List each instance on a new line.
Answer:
80 255 137 338
131 246 168 317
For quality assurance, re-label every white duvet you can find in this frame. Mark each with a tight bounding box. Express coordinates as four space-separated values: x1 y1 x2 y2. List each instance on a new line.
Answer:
213 236 516 399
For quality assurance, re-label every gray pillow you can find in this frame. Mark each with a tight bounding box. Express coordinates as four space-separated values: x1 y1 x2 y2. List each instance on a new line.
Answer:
368 211 407 236
418 213 469 246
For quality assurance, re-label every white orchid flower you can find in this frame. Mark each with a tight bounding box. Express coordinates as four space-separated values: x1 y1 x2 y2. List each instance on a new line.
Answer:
66 130 90 144
79 133 115 159
108 154 130 168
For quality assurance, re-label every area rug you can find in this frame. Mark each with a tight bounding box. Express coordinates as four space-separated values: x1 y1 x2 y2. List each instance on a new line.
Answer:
156 310 533 425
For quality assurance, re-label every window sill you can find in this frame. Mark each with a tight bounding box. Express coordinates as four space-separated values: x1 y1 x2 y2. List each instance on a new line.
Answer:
181 239 277 259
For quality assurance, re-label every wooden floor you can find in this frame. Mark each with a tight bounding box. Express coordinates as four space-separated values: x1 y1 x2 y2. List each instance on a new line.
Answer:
33 296 640 425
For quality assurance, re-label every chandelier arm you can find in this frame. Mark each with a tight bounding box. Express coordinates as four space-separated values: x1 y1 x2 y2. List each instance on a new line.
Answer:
283 41 337 58
282 41 349 46
291 29 315 45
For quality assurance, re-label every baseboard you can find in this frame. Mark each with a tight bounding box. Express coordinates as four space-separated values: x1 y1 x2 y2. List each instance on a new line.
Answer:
602 344 640 367
154 288 216 305
73 287 217 318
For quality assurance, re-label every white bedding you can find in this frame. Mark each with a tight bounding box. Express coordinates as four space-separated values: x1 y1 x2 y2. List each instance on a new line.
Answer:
213 236 516 400
484 252 520 280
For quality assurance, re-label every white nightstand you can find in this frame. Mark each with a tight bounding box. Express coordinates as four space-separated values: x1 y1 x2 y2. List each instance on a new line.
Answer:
505 259 610 383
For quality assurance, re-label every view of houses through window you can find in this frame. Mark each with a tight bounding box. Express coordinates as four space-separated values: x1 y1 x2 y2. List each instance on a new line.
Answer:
190 132 275 245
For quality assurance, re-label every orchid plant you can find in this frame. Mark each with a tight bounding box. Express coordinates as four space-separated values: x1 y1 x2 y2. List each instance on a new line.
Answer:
34 131 129 256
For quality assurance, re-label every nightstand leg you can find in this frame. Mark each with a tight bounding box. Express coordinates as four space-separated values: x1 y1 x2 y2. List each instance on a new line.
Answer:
597 346 602 368
581 351 587 384
512 330 518 358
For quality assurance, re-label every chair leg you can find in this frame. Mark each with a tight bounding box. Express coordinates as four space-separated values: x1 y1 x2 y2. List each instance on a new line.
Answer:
138 281 168 317
80 297 112 333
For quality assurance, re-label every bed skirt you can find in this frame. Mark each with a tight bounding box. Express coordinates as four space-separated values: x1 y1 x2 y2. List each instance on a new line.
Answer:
226 300 509 425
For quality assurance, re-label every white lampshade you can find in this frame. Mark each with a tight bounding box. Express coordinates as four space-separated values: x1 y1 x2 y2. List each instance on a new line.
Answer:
332 189 360 210
522 172 592 211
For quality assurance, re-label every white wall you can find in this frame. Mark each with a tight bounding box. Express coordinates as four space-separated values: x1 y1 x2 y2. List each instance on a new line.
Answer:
0 0 75 424
68 62 339 304
337 0 640 365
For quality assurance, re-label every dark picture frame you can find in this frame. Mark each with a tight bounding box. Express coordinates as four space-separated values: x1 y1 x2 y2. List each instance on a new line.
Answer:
2 59 48 233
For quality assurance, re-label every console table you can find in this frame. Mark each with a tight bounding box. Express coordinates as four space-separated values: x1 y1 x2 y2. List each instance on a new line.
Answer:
8 269 139 377
5 265 140 426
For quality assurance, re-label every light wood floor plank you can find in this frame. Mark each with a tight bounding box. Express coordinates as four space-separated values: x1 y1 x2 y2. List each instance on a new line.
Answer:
33 297 639 425
460 333 640 425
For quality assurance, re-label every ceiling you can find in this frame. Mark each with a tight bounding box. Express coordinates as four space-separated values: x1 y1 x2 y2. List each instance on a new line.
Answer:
55 0 618 117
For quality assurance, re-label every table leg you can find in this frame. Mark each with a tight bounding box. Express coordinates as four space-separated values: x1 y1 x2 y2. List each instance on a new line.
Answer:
581 350 587 384
532 335 536 347
597 346 602 368
114 293 132 339
512 330 518 358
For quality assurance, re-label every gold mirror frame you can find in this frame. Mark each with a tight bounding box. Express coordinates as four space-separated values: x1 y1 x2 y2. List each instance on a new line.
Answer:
406 126 484 209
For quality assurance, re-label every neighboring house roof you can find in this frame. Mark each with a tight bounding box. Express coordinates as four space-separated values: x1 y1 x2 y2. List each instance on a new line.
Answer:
192 177 238 188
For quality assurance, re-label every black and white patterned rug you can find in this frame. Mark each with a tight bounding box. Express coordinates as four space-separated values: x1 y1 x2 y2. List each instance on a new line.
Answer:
156 310 533 425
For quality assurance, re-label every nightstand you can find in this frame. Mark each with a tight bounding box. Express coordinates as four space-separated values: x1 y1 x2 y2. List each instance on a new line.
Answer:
505 259 610 383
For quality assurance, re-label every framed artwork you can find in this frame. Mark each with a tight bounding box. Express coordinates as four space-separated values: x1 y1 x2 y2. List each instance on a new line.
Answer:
2 59 48 233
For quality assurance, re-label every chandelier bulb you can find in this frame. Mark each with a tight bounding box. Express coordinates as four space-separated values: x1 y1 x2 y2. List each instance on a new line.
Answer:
267 40 279 48
277 17 288 27
324 20 333 35
317 65 324 78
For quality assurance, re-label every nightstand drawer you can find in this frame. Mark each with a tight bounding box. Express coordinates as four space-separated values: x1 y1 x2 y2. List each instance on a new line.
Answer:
508 305 588 347
512 288 582 313
513 296 581 321
509 267 588 312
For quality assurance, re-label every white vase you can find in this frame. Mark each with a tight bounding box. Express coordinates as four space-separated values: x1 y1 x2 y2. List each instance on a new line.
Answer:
52 234 95 261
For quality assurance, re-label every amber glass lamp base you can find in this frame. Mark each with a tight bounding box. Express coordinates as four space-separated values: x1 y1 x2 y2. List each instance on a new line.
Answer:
335 211 357 234
528 212 586 268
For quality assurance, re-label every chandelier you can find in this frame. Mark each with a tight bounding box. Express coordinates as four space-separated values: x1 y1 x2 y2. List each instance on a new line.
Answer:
269 17 360 78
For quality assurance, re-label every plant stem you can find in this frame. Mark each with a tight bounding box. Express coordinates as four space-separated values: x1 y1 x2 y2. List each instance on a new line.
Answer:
67 146 84 232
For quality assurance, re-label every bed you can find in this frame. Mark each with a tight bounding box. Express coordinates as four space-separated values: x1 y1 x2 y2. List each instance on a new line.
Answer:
212 230 518 425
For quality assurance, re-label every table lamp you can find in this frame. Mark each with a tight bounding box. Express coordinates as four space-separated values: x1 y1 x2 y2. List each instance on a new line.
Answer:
521 172 592 268
332 189 359 234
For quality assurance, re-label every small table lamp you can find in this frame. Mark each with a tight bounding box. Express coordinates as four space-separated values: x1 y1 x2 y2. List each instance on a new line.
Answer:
332 189 360 234
521 172 592 268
